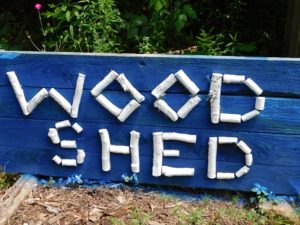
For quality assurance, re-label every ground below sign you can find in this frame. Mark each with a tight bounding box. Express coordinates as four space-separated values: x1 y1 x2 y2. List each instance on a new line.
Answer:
0 52 299 194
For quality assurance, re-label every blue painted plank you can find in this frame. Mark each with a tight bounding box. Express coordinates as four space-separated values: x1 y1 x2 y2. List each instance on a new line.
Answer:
0 146 299 194
0 52 300 96
0 87 299 135
0 52 299 194
0 118 298 167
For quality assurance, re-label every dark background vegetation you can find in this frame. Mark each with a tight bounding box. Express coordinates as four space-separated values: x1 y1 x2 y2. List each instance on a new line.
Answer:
0 0 290 56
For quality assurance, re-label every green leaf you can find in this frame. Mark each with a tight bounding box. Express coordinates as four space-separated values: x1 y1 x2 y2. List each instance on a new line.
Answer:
150 0 168 12
74 11 80 18
175 14 187 32
69 25 74 37
66 11 71 22
61 5 67 11
183 4 197 19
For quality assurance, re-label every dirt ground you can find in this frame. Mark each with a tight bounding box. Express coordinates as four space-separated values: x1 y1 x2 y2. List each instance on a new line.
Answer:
6 186 298 225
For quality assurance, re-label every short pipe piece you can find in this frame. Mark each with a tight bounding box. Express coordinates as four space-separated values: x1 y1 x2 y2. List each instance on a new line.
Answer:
175 70 200 95
76 149 86 164
244 78 263 95
52 155 62 165
177 95 201 119
237 141 252 154
154 99 178 122
220 113 242 123
48 128 60 144
49 88 72 114
60 140 77 149
91 70 119 97
223 74 245 83
241 110 260 122
218 137 238 144
162 132 196 143
216 172 235 179
255 97 265 111
207 137 217 179
245 154 253 166
72 123 83 133
235 166 249 178
61 159 77 167
55 120 71 129
162 166 195 177
151 74 177 99
110 145 130 154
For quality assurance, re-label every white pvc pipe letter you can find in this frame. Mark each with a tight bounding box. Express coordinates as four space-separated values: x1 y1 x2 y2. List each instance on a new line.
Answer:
55 120 71 129
27 88 48 114
152 132 163 177
110 145 130 154
207 137 217 179
61 159 77 167
49 88 72 114
241 110 260 122
162 166 195 177
72 123 83 133
218 137 238 144
117 99 140 122
154 99 178 122
95 94 122 117
245 154 253 166
116 73 145 103
60 140 77 148
216 172 235 179
223 74 245 83
175 70 200 95
7 71 29 115
255 97 265 111
99 129 111 171
220 113 242 123
209 73 222 124
163 150 180 157
237 140 252 154
151 74 177 98
76 149 86 164
130 130 140 173
52 155 62 165
177 95 201 119
235 166 249 178
162 132 197 143
91 70 119 97
48 128 60 144
71 73 85 118
244 78 263 95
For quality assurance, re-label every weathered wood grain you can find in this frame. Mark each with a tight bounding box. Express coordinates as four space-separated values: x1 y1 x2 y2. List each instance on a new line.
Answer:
0 174 37 225
0 88 299 135
1 52 300 96
0 118 298 167
0 148 298 194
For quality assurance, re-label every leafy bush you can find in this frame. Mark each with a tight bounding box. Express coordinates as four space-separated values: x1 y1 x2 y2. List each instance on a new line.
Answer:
42 0 125 52
7 0 285 55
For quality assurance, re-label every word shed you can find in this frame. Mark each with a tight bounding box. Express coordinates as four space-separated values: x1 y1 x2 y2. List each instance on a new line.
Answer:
0 51 299 194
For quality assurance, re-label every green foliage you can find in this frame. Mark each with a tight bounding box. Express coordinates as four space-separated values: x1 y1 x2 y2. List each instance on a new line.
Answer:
42 0 125 52
250 183 270 205
0 12 25 50
42 176 55 188
0 173 19 189
195 29 256 56
122 0 197 53
19 0 285 55
129 207 152 225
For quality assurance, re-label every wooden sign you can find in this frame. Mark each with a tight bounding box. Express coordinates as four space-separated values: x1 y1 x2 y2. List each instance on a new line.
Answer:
0 52 299 194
